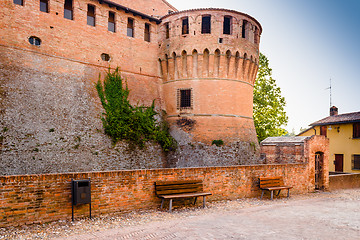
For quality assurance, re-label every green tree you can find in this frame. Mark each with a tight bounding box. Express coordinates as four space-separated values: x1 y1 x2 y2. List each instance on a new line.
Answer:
96 68 176 151
253 53 288 142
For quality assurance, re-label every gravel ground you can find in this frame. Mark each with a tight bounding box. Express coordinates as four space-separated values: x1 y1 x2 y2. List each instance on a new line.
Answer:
1 189 359 240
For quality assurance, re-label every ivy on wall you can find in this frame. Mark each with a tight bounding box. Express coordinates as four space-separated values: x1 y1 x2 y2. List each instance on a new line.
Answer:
96 68 176 151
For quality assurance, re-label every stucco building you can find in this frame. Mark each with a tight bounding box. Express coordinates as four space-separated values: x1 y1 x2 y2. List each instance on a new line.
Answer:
298 106 360 173
0 0 262 174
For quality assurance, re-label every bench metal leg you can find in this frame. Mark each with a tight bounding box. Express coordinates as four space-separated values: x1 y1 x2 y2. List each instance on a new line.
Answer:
261 190 264 199
276 190 281 196
203 196 206 208
271 190 274 200
194 197 198 205
287 189 290 198
169 199 173 212
160 199 164 209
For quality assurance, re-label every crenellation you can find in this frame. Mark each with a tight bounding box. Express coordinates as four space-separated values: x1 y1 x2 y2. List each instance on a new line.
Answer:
1 0 264 174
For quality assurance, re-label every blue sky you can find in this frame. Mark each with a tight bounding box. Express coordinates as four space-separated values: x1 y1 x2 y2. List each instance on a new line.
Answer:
169 0 360 133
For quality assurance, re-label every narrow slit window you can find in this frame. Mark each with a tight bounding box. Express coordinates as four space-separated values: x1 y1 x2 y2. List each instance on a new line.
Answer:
223 16 232 35
178 89 192 109
40 0 49 12
144 23 150 42
254 26 259 44
182 17 189 35
165 22 170 39
108 11 115 32
201 15 211 34
87 5 95 26
13 0 23 6
64 0 73 20
242 20 248 39
127 18 134 37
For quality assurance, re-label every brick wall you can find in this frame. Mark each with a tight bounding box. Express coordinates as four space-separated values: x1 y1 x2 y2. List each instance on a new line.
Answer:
0 163 313 227
329 173 360 190
261 136 329 190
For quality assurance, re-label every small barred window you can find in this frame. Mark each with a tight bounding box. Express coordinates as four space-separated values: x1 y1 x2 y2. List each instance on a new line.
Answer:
177 89 192 109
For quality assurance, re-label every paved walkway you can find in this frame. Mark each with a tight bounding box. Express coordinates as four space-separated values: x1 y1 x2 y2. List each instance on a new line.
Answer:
55 190 360 240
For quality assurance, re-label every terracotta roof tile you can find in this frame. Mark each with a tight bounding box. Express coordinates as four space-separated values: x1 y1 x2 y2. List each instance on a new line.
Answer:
310 111 360 126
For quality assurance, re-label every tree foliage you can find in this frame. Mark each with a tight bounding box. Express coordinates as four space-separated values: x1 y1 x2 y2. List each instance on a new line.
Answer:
253 53 288 142
96 68 176 151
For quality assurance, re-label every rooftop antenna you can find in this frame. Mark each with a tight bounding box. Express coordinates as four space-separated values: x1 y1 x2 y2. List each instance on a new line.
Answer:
325 78 332 107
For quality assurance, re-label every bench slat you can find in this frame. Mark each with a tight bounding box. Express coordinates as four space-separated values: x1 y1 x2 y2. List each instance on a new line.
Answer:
156 183 203 191
159 192 212 199
156 187 203 196
155 180 202 186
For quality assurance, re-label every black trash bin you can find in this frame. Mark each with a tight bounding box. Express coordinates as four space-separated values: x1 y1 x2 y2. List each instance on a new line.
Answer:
71 179 91 221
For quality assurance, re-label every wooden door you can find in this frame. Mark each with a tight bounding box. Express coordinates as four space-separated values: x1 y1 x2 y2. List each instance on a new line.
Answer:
334 154 344 172
315 152 323 190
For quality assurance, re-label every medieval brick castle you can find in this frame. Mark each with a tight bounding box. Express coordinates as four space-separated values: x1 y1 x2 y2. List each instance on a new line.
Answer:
0 0 263 174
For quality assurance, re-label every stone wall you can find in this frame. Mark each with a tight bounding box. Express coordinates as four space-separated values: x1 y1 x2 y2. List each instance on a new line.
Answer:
0 46 166 175
0 163 313 227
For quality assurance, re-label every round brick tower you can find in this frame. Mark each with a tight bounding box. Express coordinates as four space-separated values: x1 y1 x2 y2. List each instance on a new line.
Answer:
159 8 262 144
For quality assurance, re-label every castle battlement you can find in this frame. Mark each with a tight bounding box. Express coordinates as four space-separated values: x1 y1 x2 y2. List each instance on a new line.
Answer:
0 0 263 174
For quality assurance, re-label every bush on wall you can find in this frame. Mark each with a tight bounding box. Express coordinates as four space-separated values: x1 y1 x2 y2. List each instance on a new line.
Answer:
96 68 176 151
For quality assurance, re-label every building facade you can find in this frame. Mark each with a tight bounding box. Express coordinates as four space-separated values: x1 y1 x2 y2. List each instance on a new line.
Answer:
298 107 360 173
0 0 262 174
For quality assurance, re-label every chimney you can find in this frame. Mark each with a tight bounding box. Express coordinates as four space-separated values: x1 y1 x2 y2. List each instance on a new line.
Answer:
330 106 338 116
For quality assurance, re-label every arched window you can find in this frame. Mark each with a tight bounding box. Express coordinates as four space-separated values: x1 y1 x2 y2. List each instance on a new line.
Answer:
214 49 221 77
165 54 169 78
158 58 163 78
192 49 198 78
181 50 187 78
226 50 231 76
172 52 178 79
235 51 240 77
203 49 210 77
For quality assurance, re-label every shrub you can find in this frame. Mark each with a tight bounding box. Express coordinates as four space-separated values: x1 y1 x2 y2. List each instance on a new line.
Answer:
96 68 176 151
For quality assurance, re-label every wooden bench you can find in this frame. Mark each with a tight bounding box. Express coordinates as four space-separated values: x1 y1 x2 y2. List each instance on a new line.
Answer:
259 177 292 200
155 180 212 212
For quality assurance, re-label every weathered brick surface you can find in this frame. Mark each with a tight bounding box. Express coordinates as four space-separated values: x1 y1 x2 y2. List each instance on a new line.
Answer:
0 162 314 227
329 173 360 190
261 136 329 190
0 0 265 173
159 9 261 144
